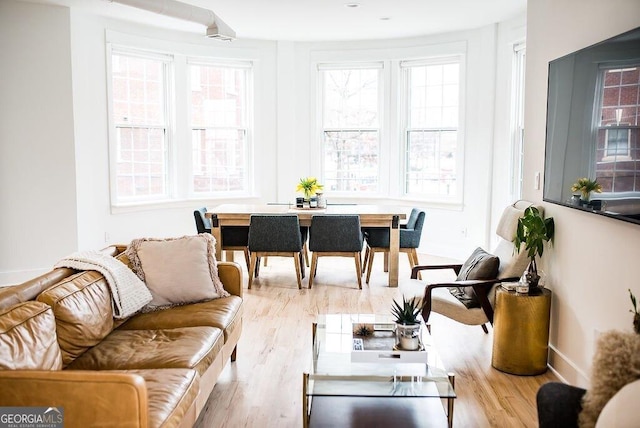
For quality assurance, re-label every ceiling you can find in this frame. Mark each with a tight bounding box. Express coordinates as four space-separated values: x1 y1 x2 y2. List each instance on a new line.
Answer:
28 0 527 41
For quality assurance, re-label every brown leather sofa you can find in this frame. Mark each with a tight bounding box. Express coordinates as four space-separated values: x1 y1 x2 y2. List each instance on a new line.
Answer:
0 245 243 428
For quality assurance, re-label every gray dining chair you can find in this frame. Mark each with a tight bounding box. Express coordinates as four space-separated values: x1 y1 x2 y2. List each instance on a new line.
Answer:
363 208 425 284
194 207 250 272
247 215 304 289
308 215 364 289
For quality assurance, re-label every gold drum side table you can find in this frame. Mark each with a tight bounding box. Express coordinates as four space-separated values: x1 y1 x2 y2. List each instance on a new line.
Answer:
491 287 551 375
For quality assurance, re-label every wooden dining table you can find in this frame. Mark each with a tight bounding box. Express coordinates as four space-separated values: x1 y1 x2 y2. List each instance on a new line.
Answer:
205 204 407 287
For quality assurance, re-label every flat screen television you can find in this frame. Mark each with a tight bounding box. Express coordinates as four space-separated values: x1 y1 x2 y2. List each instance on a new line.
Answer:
544 26 640 225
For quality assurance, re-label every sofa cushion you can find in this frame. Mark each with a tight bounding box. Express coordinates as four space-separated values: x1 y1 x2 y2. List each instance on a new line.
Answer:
0 301 63 370
67 326 223 377
37 270 114 367
127 368 200 428
125 235 230 312
449 247 499 309
118 295 243 343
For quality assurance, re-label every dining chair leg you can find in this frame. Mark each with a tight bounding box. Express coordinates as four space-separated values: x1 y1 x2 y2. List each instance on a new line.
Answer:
354 253 362 289
383 252 389 273
248 253 259 289
294 253 303 289
365 249 375 284
243 248 251 273
308 253 318 289
303 243 310 267
409 249 421 280
362 246 370 276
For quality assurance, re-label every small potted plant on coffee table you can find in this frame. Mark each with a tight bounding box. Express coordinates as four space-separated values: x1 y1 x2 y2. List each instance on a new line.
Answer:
391 295 423 350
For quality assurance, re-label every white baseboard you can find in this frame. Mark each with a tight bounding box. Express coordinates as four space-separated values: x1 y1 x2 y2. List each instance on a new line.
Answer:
548 344 590 389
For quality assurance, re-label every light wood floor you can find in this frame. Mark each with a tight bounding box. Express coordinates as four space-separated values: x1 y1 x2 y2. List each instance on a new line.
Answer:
195 254 558 428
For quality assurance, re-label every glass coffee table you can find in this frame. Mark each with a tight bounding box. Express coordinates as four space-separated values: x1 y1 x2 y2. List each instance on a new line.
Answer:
303 314 456 428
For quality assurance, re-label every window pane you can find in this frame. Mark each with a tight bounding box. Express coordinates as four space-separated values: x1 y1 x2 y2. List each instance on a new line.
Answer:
321 67 380 193
406 130 457 196
192 129 246 192
190 65 246 128
322 69 379 129
112 54 165 125
323 130 379 192
115 127 167 199
190 63 250 193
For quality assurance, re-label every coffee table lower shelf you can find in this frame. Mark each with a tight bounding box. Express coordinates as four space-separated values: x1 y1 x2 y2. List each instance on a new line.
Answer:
303 372 455 428
304 394 449 428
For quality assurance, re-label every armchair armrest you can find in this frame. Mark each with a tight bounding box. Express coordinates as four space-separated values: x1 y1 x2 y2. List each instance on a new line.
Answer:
411 264 463 279
0 370 148 427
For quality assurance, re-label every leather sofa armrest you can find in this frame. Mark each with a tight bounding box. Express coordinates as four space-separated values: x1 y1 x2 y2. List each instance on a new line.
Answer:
0 370 148 428
218 261 243 298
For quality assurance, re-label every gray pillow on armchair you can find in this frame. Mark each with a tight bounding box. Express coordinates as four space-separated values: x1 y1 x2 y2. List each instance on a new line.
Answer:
449 247 499 308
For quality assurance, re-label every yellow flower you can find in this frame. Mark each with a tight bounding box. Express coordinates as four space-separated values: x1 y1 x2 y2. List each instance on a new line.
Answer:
296 177 324 199
571 177 602 200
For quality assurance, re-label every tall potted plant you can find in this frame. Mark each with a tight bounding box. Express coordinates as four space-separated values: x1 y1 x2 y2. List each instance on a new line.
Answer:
513 206 555 291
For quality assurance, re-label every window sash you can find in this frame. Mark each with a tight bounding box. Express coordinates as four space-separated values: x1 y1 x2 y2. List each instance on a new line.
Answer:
188 62 251 194
402 59 461 199
320 66 382 194
110 49 172 203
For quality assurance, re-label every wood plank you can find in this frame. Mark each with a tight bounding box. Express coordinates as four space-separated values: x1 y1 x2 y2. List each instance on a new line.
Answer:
194 254 557 428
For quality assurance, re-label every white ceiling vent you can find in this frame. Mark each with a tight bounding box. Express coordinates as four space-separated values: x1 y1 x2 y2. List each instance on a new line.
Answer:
107 0 236 41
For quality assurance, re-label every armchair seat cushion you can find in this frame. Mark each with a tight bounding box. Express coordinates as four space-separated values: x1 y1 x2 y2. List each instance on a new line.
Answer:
432 287 492 325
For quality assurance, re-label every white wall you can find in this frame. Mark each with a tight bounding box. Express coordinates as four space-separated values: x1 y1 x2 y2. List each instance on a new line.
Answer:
525 0 640 386
1 2 522 288
0 0 78 284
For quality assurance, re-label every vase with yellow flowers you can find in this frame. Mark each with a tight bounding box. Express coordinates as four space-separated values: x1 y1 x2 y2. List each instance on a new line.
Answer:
571 177 602 204
296 177 324 200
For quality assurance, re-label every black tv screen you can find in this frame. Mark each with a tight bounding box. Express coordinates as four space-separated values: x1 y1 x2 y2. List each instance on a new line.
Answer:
544 26 640 225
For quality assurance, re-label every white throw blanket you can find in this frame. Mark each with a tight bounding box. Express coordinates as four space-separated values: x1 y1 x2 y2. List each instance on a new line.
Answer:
54 250 152 319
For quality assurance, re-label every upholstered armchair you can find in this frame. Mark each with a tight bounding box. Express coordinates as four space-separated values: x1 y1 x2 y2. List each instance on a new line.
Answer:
404 201 535 333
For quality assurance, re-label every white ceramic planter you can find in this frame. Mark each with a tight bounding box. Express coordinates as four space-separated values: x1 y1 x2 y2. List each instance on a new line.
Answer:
395 323 421 350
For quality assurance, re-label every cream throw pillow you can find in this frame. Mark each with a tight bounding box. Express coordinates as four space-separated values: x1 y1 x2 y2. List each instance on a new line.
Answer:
126 234 229 311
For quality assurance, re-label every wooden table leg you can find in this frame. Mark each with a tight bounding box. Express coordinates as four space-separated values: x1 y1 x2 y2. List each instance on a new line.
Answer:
388 215 400 287
210 214 223 262
447 372 455 428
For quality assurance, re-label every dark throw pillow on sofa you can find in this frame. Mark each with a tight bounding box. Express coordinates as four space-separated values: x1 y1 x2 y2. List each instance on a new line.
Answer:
448 247 499 309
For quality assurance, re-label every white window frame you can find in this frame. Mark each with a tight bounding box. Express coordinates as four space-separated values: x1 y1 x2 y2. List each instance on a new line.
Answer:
187 58 254 196
106 45 175 205
399 56 465 203
510 42 526 201
318 62 385 195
